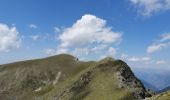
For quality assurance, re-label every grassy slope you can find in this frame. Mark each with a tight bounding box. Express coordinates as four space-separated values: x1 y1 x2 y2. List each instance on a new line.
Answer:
0 54 95 100
0 54 149 100
35 58 143 100
149 91 170 100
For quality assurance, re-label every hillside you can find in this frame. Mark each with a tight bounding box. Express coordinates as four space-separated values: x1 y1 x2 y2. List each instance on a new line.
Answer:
0 54 151 100
149 91 170 100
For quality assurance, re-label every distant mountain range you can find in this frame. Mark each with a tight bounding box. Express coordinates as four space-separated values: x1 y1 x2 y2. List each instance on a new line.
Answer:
141 79 159 92
132 68 170 91
158 86 170 93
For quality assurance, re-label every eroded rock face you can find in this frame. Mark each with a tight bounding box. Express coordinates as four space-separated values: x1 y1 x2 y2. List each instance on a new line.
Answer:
116 60 152 99
71 71 91 92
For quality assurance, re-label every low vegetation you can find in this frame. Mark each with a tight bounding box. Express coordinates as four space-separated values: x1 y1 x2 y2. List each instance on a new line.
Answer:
0 54 153 100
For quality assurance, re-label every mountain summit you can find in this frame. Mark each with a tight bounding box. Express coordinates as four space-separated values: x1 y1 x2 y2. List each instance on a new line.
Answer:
0 54 151 100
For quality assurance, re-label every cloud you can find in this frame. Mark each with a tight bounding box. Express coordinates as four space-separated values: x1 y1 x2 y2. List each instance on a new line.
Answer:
160 33 170 42
121 53 129 59
55 14 122 59
147 33 170 53
147 43 168 53
58 14 122 48
107 47 116 56
44 48 56 55
30 35 40 41
72 48 89 56
29 24 37 29
44 48 68 56
56 48 68 54
54 27 61 33
91 44 108 54
156 60 167 64
141 56 151 61
128 56 151 62
0 23 21 52
128 57 140 62
130 0 170 17
121 54 151 62
122 53 168 66
99 47 117 59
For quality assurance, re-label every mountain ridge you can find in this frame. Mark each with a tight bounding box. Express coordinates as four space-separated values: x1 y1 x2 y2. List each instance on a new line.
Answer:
158 86 170 93
0 54 152 100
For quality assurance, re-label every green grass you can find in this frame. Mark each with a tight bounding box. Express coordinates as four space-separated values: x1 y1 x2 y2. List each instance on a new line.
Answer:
34 58 138 100
33 61 97 100
150 91 170 100
0 54 95 100
0 54 148 100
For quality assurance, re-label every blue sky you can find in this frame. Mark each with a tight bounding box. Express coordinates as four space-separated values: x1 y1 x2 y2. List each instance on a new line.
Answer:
0 0 170 70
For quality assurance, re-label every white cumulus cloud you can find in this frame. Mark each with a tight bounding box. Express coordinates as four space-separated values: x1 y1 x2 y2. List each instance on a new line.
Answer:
56 14 122 59
0 23 21 52
58 14 122 48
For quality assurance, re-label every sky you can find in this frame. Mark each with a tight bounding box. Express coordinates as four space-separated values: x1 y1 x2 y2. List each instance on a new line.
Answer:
0 0 170 70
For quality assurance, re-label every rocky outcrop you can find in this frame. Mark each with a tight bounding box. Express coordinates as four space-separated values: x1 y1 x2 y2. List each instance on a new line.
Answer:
54 59 152 100
116 60 152 99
